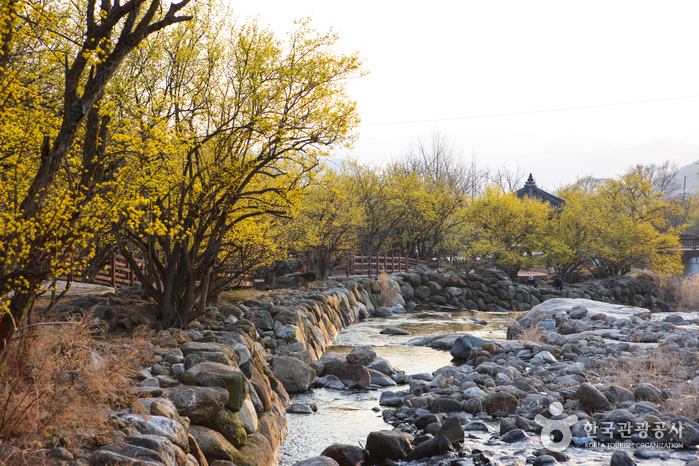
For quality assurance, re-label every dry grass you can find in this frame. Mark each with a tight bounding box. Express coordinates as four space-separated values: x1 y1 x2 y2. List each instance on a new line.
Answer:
218 289 267 306
680 274 699 311
519 324 546 345
377 272 399 307
0 312 153 449
600 347 699 419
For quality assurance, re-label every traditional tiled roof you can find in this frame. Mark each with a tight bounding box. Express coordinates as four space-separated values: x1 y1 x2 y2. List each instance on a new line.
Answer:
516 174 564 208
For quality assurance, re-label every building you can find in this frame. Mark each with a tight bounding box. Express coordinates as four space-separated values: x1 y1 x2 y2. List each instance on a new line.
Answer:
516 174 564 208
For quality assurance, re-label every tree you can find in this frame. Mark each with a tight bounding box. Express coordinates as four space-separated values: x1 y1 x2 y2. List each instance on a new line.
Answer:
288 168 364 280
464 187 552 278
0 0 192 351
113 16 362 326
588 170 682 278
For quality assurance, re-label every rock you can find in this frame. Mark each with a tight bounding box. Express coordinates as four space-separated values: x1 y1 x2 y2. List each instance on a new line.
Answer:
235 398 259 434
413 285 431 300
182 342 237 361
365 431 412 464
368 369 396 386
250 310 274 331
236 433 275 466
320 444 368 466
501 429 528 443
379 391 402 407
293 457 340 466
180 362 249 412
608 385 635 403
379 327 410 336
634 383 663 402
92 442 173 466
189 425 240 464
507 323 524 340
484 392 518 416
338 364 371 389
315 375 346 390
288 403 314 414
575 383 610 411
162 386 229 423
568 306 588 319
610 450 637 466
319 353 348 378
272 356 316 393
121 414 189 450
200 408 248 448
562 362 586 375
345 346 376 366
450 334 487 359
404 416 463 462
372 307 393 317
431 397 464 413
124 435 185 466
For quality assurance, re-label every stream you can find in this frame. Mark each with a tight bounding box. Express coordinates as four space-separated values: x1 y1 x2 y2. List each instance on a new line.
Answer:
276 308 696 466
276 307 514 465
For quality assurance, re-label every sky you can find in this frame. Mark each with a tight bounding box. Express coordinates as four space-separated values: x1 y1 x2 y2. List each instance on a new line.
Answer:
230 1 699 187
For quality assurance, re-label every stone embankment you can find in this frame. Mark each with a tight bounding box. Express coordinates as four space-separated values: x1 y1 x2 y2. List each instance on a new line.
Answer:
393 267 672 313
82 278 391 466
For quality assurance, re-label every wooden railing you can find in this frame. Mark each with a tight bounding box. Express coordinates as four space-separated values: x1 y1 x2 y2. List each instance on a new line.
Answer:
680 235 699 250
329 254 440 277
61 253 145 288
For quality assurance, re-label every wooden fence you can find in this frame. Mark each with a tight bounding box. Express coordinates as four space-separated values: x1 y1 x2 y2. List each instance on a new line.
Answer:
329 254 440 277
61 253 145 288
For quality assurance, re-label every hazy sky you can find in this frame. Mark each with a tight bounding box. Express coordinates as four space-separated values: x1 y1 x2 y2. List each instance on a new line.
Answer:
231 1 699 183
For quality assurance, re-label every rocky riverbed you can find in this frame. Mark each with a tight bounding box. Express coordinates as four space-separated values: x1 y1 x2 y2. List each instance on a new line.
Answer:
8 267 694 466
296 298 699 466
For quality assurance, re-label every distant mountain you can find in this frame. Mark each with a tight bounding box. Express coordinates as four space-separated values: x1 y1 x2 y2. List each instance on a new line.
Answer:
347 129 699 191
675 160 699 195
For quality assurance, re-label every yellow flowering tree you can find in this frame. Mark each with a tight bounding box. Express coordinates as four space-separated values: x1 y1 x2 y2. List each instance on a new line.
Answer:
0 0 193 350
112 15 362 325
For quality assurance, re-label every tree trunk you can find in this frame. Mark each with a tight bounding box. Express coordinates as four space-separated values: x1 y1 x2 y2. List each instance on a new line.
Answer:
0 288 38 353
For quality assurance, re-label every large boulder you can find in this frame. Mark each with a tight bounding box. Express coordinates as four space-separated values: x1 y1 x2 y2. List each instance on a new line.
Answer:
120 414 189 450
320 444 369 466
413 285 431 300
271 356 316 393
237 433 276 466
250 310 275 331
576 383 610 411
404 416 464 462
293 457 340 466
200 408 248 448
188 425 240 464
179 362 249 412
319 353 348 378
345 346 376 366
182 342 237 361
161 386 229 423
365 431 412 464
450 334 487 359
484 392 518 416
338 364 371 389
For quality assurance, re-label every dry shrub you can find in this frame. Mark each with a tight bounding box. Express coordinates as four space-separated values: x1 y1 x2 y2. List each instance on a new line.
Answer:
218 289 266 305
601 346 699 418
0 313 153 447
603 347 681 389
680 274 699 311
377 272 398 307
519 324 545 345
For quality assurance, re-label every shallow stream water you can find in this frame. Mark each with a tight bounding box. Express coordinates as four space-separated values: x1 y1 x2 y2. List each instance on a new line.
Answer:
276 307 695 466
